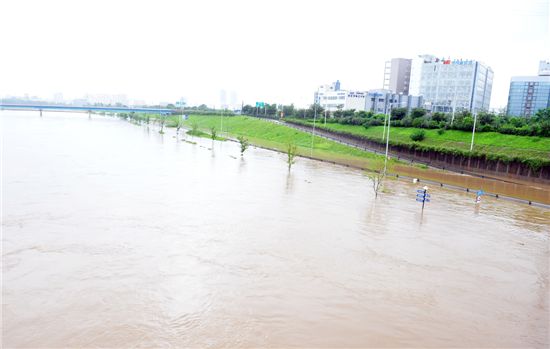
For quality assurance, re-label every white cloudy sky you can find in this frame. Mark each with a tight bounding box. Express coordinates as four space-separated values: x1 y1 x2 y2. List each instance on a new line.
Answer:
1 0 548 108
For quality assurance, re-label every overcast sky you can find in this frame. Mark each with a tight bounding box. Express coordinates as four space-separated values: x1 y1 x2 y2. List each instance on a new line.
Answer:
1 0 549 109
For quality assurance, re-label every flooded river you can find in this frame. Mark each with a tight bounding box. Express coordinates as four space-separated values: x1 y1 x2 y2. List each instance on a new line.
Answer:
2 111 549 348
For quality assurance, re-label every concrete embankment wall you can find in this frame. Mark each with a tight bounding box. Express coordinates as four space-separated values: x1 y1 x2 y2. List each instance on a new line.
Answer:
284 120 550 183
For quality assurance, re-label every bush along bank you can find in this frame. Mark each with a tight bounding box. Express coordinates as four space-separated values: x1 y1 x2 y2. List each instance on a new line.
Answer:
284 119 550 181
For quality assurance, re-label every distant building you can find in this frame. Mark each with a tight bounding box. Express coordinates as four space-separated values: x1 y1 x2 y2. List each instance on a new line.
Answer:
314 80 341 102
408 54 493 114
219 89 228 109
176 97 187 108
314 80 346 111
539 60 550 76
70 98 88 106
53 93 64 104
85 94 129 106
230 91 238 110
344 91 368 111
383 58 412 94
362 89 424 114
315 82 423 113
507 61 550 117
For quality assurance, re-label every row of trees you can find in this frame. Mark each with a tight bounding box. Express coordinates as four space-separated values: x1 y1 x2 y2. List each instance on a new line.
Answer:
242 103 324 120
374 107 549 137
116 110 300 171
242 103 550 137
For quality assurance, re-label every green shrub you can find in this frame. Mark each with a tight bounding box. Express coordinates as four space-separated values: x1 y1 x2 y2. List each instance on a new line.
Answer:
437 128 445 135
237 136 249 156
411 117 424 128
410 129 426 141
428 120 440 129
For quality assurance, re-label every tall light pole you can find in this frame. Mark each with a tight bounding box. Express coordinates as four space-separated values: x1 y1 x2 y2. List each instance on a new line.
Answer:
383 99 392 175
451 83 458 126
371 93 386 141
220 107 224 137
382 109 387 141
470 111 477 151
382 115 388 140
311 101 318 156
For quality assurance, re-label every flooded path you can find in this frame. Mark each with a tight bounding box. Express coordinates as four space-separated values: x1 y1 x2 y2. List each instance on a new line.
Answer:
2 111 549 347
285 120 550 205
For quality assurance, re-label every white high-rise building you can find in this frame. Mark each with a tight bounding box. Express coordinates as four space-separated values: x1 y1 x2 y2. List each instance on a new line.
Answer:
408 55 493 113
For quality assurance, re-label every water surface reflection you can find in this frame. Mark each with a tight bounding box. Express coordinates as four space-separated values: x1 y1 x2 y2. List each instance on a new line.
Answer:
2 111 549 348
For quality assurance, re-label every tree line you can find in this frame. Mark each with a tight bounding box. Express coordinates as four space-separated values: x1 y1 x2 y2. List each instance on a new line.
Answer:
241 103 550 137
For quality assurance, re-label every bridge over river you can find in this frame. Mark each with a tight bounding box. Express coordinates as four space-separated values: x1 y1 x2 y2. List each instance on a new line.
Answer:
0 103 173 115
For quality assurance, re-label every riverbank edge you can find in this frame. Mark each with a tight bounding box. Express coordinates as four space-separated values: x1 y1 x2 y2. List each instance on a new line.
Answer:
113 112 549 206
171 119 550 207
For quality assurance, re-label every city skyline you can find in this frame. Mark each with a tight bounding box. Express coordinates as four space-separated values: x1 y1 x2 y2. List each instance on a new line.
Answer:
1 0 548 109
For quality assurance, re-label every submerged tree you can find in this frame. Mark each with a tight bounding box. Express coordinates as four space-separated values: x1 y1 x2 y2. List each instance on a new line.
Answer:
237 136 249 156
286 142 297 171
366 162 385 198
191 122 199 134
158 115 165 134
176 117 184 137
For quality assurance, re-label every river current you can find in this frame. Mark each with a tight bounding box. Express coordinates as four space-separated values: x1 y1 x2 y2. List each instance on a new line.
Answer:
2 111 549 347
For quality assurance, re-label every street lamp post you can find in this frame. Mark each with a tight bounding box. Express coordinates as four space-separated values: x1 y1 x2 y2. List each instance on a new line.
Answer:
451 84 458 126
470 111 477 151
383 101 393 175
220 107 224 137
311 101 317 156
382 111 387 141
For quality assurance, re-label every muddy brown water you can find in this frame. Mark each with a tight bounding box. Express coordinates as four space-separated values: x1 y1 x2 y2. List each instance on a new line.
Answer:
393 165 550 205
2 111 549 348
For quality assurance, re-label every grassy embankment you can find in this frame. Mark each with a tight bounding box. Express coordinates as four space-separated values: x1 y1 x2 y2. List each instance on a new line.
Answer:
186 129 226 141
167 114 389 170
117 113 550 203
287 119 550 167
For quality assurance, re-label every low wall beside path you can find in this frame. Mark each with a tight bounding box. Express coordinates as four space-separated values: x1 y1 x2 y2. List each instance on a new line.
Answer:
283 120 550 183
